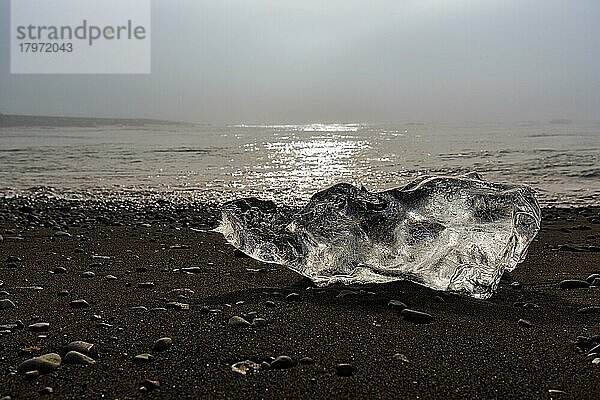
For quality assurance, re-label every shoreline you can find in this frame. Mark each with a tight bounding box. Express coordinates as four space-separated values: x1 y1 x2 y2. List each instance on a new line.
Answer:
0 197 599 398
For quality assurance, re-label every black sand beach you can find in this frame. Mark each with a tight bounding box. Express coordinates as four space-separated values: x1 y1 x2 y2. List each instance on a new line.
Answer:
0 197 599 399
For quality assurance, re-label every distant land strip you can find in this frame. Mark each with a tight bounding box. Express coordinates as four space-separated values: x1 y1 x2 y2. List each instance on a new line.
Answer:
0 113 203 127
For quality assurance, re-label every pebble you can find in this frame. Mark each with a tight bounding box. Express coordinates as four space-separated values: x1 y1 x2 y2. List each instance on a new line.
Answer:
270 355 295 369
138 282 155 288
69 299 90 309
559 280 590 289
58 289 69 297
39 387 53 395
252 318 268 327
592 358 600 365
260 361 271 370
28 322 50 332
17 353 61 374
181 267 202 273
233 249 250 258
66 341 94 354
586 274 600 284
510 282 522 289
0 299 16 310
387 300 407 311
64 351 96 365
53 267 67 274
81 271 95 278
401 309 433 324
285 293 302 302
393 353 410 363
141 379 160 391
518 318 533 328
337 290 359 298
335 363 355 377
105 275 118 280
576 306 600 315
228 316 251 326
133 353 154 363
6 256 21 262
165 302 189 310
264 300 276 308
231 360 261 375
299 357 314 365
54 231 71 237
152 337 173 352
548 389 566 395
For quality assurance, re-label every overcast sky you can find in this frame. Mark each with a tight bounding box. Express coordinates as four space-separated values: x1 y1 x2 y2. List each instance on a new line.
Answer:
1 0 599 124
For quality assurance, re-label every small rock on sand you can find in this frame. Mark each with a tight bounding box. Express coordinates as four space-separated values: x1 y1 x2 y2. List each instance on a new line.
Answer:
28 322 49 332
64 351 96 365
66 341 94 354
401 309 433 324
152 337 173 352
0 299 16 310
141 379 161 391
518 318 533 328
299 357 314 365
251 318 268 327
231 360 260 375
335 363 355 377
133 353 154 364
559 280 590 289
270 356 295 369
586 274 600 284
18 353 61 374
387 300 407 311
69 299 90 309
393 353 410 363
285 293 302 302
228 316 251 326
576 306 600 315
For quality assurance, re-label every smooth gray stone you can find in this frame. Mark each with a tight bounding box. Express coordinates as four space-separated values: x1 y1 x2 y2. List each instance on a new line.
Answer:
64 351 96 365
152 337 173 352
17 353 61 374
0 299 16 310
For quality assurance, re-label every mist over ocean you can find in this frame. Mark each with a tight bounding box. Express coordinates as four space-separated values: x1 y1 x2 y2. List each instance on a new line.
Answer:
1 121 598 207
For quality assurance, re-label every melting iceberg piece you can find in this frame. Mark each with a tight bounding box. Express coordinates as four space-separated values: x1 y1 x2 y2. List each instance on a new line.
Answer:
216 174 541 299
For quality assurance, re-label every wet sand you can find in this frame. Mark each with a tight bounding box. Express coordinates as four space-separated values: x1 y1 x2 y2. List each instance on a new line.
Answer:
0 197 599 399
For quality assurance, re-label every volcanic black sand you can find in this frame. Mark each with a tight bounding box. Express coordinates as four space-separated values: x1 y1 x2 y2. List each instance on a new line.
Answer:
0 196 599 399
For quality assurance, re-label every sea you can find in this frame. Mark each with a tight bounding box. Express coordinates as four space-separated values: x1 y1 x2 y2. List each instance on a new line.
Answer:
0 121 598 207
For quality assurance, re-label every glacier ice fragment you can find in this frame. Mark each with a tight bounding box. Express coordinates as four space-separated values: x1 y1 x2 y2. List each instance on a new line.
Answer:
216 174 541 299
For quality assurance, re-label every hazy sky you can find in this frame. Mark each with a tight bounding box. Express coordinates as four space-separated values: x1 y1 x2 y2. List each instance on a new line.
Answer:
1 0 599 123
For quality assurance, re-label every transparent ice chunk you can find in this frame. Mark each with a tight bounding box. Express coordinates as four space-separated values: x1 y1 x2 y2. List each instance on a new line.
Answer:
216 174 541 299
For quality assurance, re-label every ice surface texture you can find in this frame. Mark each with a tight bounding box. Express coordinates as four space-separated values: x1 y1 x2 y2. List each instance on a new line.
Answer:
216 174 541 299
